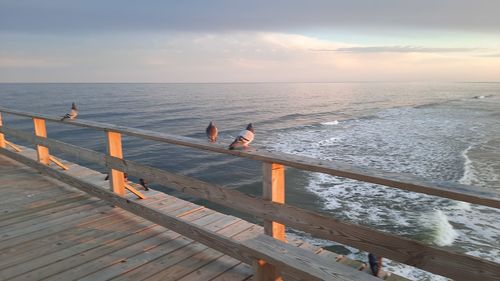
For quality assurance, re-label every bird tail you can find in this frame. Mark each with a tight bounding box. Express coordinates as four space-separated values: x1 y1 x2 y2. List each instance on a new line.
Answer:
228 139 238 150
61 114 71 121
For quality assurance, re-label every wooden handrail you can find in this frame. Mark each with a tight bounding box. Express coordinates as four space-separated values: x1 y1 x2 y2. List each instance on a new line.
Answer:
2 125 499 281
2 107 500 281
0 106 498 209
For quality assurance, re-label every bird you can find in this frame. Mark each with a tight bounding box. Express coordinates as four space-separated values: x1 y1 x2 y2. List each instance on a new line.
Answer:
206 121 218 143
229 123 254 150
61 102 78 121
139 178 149 191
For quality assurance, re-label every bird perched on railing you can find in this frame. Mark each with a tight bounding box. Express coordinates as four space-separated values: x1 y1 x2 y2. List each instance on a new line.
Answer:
206 121 218 143
60 102 78 121
229 123 254 150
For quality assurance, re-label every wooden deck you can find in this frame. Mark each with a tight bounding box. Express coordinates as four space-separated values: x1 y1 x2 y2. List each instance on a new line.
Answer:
0 153 256 281
1 149 407 281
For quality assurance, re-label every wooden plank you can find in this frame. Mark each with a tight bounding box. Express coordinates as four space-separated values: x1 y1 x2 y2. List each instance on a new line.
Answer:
124 183 146 199
0 112 5 148
5 140 22 152
3 146 499 281
1 109 498 208
0 193 87 222
262 162 286 240
32 118 50 165
259 162 286 281
49 155 69 170
210 262 254 281
177 254 243 281
4 220 160 281
0 203 114 251
106 131 125 196
0 199 105 239
143 220 254 281
0 211 140 271
78 214 240 281
7 197 197 281
42 212 232 281
0 188 78 213
3 145 500 281
1 150 385 281
0 195 88 227
108 209 220 281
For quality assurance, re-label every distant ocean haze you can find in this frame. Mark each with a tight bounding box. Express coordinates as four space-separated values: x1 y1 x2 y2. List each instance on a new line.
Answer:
0 82 499 280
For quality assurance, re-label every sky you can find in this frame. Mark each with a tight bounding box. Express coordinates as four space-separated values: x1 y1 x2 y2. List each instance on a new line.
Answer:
0 0 499 83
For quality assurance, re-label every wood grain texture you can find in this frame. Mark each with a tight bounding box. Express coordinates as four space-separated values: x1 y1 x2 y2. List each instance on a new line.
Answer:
106 131 125 196
1 148 379 281
32 118 49 165
260 162 286 281
0 112 5 148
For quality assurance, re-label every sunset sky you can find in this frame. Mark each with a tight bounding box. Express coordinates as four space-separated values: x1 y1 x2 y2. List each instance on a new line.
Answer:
1 0 499 82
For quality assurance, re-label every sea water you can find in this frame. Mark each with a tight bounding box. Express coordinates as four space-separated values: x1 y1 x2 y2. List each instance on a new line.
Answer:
0 82 498 280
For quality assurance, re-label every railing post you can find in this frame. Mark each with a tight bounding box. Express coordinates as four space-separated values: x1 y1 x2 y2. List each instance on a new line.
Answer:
106 131 125 196
255 162 286 281
0 112 5 148
33 118 50 165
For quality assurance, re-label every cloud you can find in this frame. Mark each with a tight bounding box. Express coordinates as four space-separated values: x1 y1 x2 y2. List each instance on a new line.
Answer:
0 0 499 34
0 56 63 68
1 32 499 83
477 53 500 57
312 46 480 53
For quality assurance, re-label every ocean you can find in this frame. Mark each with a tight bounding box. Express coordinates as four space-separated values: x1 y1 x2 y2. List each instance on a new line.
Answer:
0 82 499 280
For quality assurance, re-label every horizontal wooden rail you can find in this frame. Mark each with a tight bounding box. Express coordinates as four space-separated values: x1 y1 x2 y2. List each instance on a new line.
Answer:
0 146 379 281
1 106 498 209
2 126 498 281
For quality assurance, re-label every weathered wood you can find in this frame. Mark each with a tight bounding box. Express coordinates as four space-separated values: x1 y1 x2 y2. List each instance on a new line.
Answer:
210 262 253 281
2 139 499 281
143 220 255 281
262 162 286 240
124 183 146 199
49 155 68 170
259 162 286 281
1 149 380 281
78 214 242 281
106 131 125 196
5 140 22 152
32 118 49 164
0 112 5 148
1 108 498 208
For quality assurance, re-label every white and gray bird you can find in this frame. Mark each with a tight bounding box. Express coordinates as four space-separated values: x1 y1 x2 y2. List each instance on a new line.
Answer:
61 102 78 121
229 123 254 150
206 121 218 143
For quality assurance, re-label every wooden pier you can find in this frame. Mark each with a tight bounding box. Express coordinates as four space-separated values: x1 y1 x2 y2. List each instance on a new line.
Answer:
0 106 499 281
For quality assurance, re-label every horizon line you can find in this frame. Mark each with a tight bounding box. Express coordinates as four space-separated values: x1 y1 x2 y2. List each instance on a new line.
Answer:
1 81 499 84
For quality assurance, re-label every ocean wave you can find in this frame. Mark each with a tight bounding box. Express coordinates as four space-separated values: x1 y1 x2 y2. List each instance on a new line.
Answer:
420 210 458 246
321 120 339 125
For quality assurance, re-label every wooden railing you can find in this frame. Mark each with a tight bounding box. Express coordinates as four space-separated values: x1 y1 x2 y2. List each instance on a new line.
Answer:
0 106 499 281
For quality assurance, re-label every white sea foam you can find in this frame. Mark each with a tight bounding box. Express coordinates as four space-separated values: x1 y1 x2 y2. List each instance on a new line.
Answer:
321 120 339 125
420 210 458 246
263 103 500 280
459 144 476 185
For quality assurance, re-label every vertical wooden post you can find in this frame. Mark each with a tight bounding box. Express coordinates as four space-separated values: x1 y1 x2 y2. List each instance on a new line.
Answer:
106 131 125 196
0 112 5 148
33 118 50 165
255 162 286 281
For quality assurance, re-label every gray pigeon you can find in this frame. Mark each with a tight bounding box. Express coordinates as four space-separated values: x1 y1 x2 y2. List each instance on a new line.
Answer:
61 102 78 121
229 123 254 150
206 121 218 143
